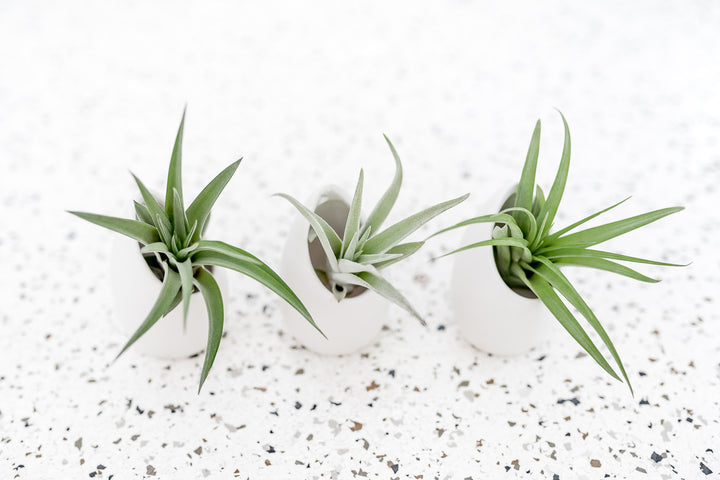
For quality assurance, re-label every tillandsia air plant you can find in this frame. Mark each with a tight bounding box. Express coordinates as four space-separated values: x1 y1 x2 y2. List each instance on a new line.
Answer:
277 135 468 325
70 110 320 392
433 112 684 393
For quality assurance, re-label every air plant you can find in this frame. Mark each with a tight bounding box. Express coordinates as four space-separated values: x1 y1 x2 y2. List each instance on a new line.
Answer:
70 110 320 392
277 135 468 325
433 112 684 393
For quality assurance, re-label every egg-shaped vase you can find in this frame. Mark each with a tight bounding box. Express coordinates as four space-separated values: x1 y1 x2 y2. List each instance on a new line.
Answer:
110 235 226 359
279 187 388 355
450 187 554 355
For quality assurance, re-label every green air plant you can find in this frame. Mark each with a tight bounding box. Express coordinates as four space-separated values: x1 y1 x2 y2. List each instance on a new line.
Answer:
433 112 684 393
69 110 320 392
276 135 468 325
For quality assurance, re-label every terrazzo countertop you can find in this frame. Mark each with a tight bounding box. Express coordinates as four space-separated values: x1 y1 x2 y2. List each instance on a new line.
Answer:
1 1 719 478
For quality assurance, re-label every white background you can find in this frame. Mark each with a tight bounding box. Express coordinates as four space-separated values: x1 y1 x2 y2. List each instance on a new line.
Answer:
1 1 719 478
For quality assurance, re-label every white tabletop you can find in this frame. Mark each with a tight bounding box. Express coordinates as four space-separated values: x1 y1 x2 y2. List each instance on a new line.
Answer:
1 1 718 478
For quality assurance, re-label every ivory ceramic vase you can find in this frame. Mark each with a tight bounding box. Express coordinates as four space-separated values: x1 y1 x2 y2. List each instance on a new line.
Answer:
280 187 388 355
450 187 554 355
110 235 226 359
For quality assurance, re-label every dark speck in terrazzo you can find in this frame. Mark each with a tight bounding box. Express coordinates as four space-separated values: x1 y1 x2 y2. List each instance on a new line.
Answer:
295 402 302 409
639 398 650 405
557 397 580 406
553 475 559 480
651 452 662 462
700 462 712 475
437 324 445 330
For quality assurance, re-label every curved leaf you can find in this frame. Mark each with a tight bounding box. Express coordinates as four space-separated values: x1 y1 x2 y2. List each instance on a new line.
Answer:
552 256 660 283
115 265 182 359
192 241 324 338
165 108 186 218
546 207 684 249
186 159 242 243
69 211 159 245
193 268 224 393
342 170 364 257
529 256 632 393
535 110 571 239
361 135 403 236
275 193 342 271
515 267 621 382
514 119 541 232
364 193 469 254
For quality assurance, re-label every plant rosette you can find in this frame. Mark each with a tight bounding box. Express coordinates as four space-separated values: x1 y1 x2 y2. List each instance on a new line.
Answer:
70 109 319 391
277 136 468 355
279 187 389 355
433 112 685 393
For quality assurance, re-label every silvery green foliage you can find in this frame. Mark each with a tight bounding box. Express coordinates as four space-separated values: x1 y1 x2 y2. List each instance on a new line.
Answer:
433 112 684 394
70 110 319 392
278 136 468 325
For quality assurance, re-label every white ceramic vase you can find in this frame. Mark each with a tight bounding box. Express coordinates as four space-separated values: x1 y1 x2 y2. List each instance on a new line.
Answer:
450 187 554 355
279 187 388 355
110 235 226 359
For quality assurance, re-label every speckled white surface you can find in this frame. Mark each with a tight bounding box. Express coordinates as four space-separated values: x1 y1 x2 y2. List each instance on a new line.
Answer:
1 1 719 478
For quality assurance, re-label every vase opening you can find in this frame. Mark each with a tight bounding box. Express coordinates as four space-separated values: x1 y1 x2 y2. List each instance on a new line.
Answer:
308 195 367 299
492 191 538 300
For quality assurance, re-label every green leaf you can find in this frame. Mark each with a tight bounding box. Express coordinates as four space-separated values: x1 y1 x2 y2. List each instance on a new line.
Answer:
133 201 154 225
356 252 403 265
140 242 171 255
516 267 621 382
361 134 403 237
499 207 535 244
185 220 199 248
156 214 173 245
429 213 519 240
275 193 342 271
193 240 262 264
529 256 632 393
115 265 182 359
514 119 541 232
436 237 530 260
542 197 631 246
532 185 545 218
547 207 683 249
176 242 199 259
371 241 424 269
132 173 172 235
165 108 186 219
171 257 195 328
551 256 660 283
364 193 469 254
343 230 361 261
342 170 364 258
69 211 160 245
337 259 379 275
172 188 187 242
336 271 425 325
537 247 686 267
357 225 373 252
193 268 224 393
186 159 242 243
192 241 325 338
535 111 571 239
